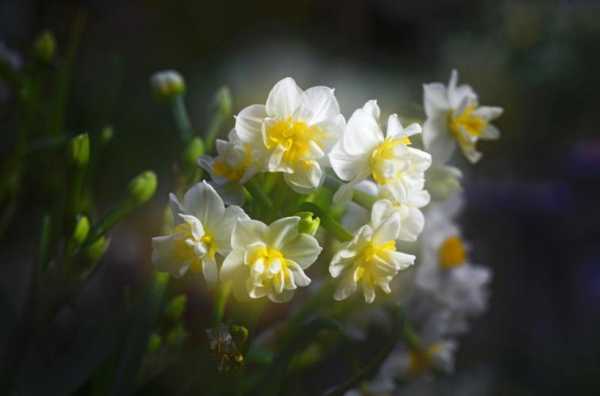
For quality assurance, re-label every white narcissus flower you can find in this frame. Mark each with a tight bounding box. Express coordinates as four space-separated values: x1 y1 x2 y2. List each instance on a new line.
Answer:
330 100 431 204
423 69 503 163
416 196 491 316
198 129 262 205
220 216 322 303
330 200 415 303
234 77 345 193
152 181 248 284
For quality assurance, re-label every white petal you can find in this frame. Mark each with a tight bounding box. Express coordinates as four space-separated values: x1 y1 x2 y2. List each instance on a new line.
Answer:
231 219 268 250
474 106 503 120
169 193 185 223
267 216 300 248
288 261 311 287
214 205 249 255
202 257 218 286
362 99 380 120
342 107 383 156
372 213 401 243
284 161 323 193
396 207 424 242
387 251 415 271
235 104 267 143
423 116 455 164
334 272 358 301
481 124 501 140
298 86 340 125
152 235 188 277
266 77 303 118
329 143 367 181
268 289 294 303
362 283 376 303
178 214 205 240
386 114 404 138
183 181 225 226
283 233 322 269
370 199 395 229
423 82 449 117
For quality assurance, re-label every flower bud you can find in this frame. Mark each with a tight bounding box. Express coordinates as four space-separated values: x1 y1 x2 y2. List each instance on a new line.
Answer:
66 133 90 169
34 30 56 63
214 86 232 116
71 215 90 246
84 236 110 263
150 70 185 99
100 126 114 146
296 211 320 236
147 332 162 353
127 171 157 205
165 294 187 322
183 137 205 167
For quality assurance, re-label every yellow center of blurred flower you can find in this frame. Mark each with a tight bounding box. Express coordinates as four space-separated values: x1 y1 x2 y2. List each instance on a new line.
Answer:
369 137 410 185
438 235 466 269
173 222 217 272
448 103 487 140
212 144 253 182
266 117 325 168
353 240 396 285
407 343 441 377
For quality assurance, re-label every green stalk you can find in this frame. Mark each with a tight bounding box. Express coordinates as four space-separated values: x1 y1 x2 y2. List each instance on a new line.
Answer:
299 202 352 242
212 281 232 325
171 95 194 143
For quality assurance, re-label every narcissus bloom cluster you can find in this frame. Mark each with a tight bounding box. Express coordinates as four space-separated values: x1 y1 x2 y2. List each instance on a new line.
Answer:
151 72 502 394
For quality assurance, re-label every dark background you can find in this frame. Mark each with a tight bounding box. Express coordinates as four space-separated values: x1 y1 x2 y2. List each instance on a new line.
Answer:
1 0 600 395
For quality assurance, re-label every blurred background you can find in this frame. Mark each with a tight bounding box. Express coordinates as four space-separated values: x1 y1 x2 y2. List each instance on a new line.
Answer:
1 0 600 395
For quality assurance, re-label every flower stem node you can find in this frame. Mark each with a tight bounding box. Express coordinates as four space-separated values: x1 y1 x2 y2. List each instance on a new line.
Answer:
66 133 90 169
150 70 185 99
296 211 320 236
127 171 157 206
34 30 56 63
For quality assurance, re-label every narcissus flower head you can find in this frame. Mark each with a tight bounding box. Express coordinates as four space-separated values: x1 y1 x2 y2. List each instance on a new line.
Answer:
330 200 415 303
152 181 248 285
234 77 345 193
221 216 322 303
423 69 503 163
330 100 431 204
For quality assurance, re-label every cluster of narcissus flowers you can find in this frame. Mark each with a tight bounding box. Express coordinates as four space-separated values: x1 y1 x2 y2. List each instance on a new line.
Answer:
154 72 501 307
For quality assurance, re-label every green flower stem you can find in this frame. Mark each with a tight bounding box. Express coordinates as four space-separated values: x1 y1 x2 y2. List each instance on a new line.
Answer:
171 95 194 143
204 87 232 152
212 281 232 325
352 189 376 209
299 202 352 242
245 179 273 215
83 202 132 249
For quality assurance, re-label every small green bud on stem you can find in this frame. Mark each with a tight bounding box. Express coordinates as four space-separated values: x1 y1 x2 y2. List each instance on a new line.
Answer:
66 133 90 169
150 70 185 99
296 211 320 236
127 171 157 206
34 30 56 63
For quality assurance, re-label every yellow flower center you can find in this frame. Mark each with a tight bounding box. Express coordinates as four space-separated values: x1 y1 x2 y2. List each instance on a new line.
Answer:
265 117 325 168
438 235 466 269
247 246 293 291
407 343 442 377
369 137 410 185
212 144 253 182
448 103 487 141
353 240 396 286
173 222 217 272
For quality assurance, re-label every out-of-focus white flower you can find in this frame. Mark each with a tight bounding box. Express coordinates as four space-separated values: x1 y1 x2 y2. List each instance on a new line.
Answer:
198 129 262 205
152 181 248 284
150 69 186 98
330 100 431 204
330 200 415 303
234 77 345 193
423 69 503 163
416 196 491 316
341 180 430 242
425 163 463 202
221 216 322 303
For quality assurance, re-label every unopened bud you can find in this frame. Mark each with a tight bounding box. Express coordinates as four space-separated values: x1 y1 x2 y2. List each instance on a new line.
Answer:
165 294 187 322
100 126 114 146
71 215 90 246
183 137 205 166
214 86 232 116
127 171 157 205
150 70 185 99
84 236 110 263
34 30 56 63
147 332 162 353
296 211 320 236
67 133 90 168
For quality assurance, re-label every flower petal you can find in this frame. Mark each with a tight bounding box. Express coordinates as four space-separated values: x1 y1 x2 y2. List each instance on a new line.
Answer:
235 104 267 143
267 216 300 249
214 205 249 255
232 219 268 250
283 233 322 269
372 213 401 243
266 77 303 118
342 106 383 156
298 86 340 125
183 181 225 226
